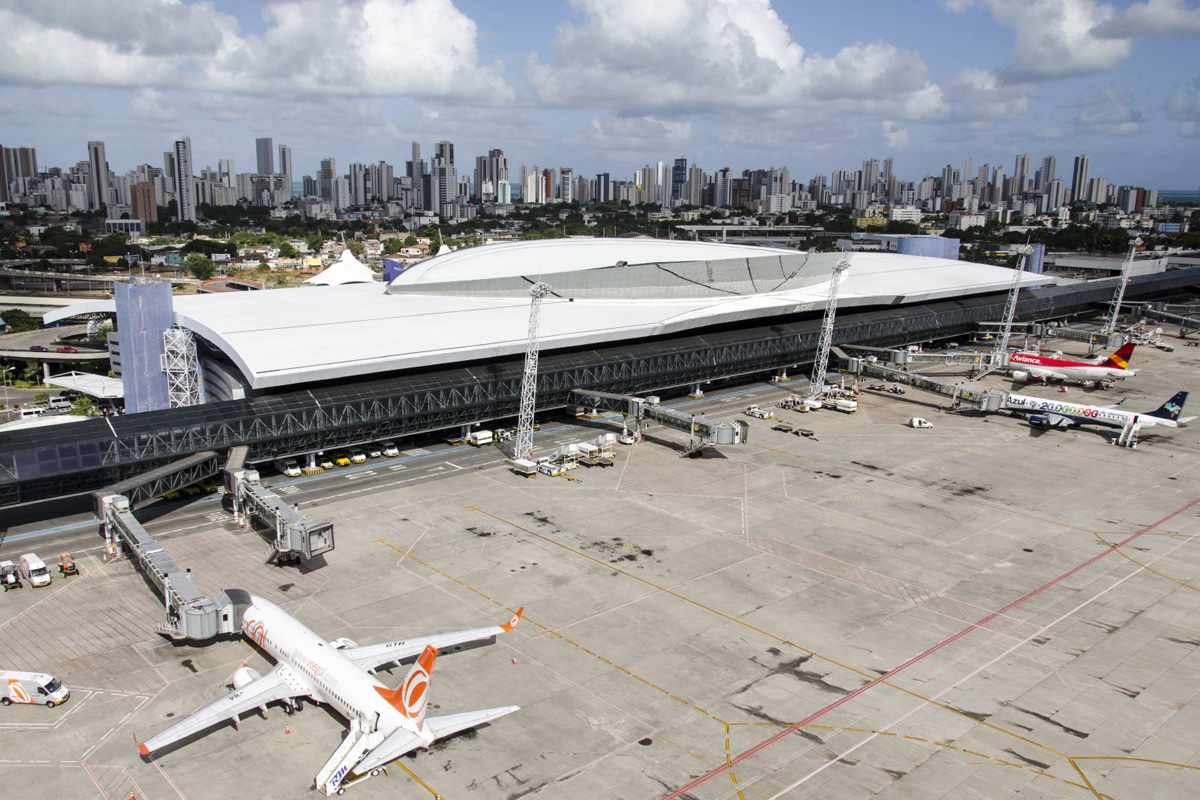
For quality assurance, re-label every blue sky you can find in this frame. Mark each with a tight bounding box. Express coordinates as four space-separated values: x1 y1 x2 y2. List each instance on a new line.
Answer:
1 0 1198 189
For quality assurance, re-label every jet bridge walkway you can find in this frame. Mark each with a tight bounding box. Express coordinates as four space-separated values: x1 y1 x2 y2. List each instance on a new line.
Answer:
95 493 246 641
571 388 749 455
835 347 1008 412
224 446 334 563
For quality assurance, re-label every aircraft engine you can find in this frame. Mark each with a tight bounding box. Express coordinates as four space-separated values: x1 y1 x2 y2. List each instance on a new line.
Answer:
1011 370 1029 383
231 666 262 690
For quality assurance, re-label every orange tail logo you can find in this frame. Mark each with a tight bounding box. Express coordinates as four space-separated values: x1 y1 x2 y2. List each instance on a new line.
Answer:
501 607 525 633
376 644 437 723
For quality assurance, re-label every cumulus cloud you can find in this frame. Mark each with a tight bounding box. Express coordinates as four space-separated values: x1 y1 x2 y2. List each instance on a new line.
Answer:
589 116 692 151
944 69 1032 121
1068 89 1144 136
881 120 909 150
1093 0 1200 37
1167 74 1200 136
0 0 511 102
985 0 1133 81
526 0 948 121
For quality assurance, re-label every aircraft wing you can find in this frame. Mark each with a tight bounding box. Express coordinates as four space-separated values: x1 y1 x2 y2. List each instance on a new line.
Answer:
139 665 303 758
355 706 521 775
341 608 523 674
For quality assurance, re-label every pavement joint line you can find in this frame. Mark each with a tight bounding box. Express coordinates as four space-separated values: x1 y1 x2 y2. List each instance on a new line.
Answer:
722 722 748 800
754 519 1200 800
391 758 444 799
467 497 1200 800
375 536 729 726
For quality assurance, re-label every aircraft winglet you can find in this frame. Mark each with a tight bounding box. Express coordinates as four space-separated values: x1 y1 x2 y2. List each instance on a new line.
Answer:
500 607 525 633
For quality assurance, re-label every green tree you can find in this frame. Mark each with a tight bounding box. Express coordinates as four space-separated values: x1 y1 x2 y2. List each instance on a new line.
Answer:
71 396 97 417
347 240 365 257
278 242 298 258
382 238 405 253
1 309 39 333
403 234 418 247
185 252 215 280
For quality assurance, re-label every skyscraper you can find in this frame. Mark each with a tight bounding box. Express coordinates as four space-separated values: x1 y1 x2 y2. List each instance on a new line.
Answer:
1070 154 1089 205
671 158 687 204
279 144 293 189
256 137 274 175
132 181 157 223
173 136 196 222
349 163 367 206
409 142 423 211
1013 153 1030 193
218 159 235 187
0 147 9 203
87 141 109 211
432 141 456 214
319 157 336 201
1038 155 1055 192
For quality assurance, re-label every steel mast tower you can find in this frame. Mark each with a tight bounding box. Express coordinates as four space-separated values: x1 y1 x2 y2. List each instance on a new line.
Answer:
161 326 203 407
806 255 851 400
513 282 552 462
1103 238 1142 335
974 245 1029 379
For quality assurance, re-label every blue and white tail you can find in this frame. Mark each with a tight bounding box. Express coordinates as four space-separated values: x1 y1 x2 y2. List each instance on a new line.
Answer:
1147 391 1188 421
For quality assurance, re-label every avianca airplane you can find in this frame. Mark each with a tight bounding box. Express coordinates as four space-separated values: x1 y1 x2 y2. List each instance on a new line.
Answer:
1004 390 1192 441
1006 342 1137 385
138 591 523 795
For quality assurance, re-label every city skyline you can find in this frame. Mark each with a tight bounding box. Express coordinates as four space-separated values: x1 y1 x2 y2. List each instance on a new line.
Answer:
1 1 1198 187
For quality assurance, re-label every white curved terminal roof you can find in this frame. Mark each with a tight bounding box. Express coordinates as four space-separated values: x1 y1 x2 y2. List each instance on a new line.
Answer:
46 239 1051 390
392 238 792 285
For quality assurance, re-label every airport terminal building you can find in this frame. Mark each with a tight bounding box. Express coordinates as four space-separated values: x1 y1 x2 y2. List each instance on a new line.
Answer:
3 238 1195 507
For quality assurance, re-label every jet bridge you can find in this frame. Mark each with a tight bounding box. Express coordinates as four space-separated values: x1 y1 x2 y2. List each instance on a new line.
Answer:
836 349 1008 412
571 388 749 455
224 447 334 563
96 493 245 641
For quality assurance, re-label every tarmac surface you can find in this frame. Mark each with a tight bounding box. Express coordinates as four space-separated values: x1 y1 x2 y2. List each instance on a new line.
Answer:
2 331 1200 799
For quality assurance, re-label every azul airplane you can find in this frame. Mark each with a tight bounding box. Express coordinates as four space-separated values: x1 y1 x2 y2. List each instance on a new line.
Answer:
138 591 523 795
1004 390 1192 446
1006 342 1137 385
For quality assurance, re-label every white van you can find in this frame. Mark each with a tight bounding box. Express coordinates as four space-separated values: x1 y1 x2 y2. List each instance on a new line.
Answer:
1 671 69 707
467 430 494 447
18 554 51 588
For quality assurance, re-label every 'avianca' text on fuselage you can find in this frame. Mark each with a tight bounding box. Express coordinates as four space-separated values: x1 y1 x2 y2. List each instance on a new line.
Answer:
1006 341 1137 385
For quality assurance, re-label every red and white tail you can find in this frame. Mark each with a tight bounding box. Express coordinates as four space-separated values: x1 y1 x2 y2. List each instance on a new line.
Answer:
1103 341 1135 370
375 644 437 727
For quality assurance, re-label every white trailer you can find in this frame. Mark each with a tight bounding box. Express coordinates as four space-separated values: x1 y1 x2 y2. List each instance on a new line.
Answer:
467 430 494 447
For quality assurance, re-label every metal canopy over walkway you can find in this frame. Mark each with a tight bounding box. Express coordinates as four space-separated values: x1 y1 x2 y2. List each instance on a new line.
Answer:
2 270 1197 507
571 388 749 455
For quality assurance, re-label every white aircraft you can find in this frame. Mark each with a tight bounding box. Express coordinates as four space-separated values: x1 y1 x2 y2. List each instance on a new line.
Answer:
1006 342 1137 385
139 590 523 795
1004 390 1192 447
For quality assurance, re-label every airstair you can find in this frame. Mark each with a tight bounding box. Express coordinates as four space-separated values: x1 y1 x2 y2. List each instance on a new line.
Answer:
315 717 384 796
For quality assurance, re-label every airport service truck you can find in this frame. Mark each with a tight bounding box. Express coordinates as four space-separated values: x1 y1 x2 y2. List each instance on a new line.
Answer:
1 671 69 707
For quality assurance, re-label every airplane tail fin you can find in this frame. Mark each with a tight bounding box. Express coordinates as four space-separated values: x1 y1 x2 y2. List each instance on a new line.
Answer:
1103 341 1136 370
1147 391 1188 421
374 644 437 727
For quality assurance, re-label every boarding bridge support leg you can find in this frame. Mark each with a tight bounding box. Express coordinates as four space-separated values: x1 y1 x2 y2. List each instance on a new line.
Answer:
688 384 704 399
